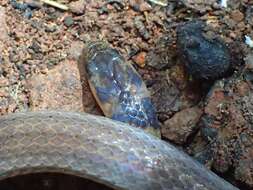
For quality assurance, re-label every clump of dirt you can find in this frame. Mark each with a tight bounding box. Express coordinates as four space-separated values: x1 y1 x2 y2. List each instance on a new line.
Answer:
187 71 253 188
177 21 231 80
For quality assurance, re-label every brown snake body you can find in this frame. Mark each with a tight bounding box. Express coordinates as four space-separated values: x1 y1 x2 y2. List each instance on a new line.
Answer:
0 111 238 190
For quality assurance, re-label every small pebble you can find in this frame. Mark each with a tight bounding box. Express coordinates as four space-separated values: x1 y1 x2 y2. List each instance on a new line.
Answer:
64 16 74 27
132 52 147 67
177 21 231 80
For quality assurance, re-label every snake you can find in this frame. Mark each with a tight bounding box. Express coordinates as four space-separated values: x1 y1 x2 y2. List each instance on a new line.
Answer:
84 41 160 137
0 42 239 190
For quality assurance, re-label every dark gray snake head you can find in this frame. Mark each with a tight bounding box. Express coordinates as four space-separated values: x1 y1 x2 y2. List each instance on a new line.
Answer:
84 41 161 137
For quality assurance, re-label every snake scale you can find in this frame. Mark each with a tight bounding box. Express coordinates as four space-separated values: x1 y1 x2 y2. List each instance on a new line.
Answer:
0 111 238 190
0 42 238 189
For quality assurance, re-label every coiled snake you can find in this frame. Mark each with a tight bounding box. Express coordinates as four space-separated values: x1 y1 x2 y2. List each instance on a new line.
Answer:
0 42 238 190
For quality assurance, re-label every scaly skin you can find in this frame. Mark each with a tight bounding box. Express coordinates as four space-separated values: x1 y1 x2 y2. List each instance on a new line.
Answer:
84 41 161 137
0 111 238 190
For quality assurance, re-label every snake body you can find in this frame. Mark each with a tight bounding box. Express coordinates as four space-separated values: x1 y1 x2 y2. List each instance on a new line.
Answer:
0 111 238 190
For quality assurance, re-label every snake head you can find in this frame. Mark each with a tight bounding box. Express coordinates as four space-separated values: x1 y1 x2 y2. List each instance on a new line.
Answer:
84 41 161 138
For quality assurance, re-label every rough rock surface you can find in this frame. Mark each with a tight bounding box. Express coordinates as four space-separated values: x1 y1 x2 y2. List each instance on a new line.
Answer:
69 0 86 15
28 60 100 115
149 67 202 122
28 61 83 112
162 106 203 145
189 72 253 188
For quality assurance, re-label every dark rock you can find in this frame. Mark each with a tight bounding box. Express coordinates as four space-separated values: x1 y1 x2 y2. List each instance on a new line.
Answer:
64 16 74 27
177 21 231 80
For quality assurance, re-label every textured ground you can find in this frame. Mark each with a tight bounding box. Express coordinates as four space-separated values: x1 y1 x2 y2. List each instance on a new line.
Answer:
0 0 252 189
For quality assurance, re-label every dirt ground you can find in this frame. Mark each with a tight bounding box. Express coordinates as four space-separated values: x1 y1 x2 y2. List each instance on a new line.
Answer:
0 0 252 189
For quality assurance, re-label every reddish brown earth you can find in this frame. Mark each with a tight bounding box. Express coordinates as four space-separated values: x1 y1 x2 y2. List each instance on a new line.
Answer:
0 0 253 189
